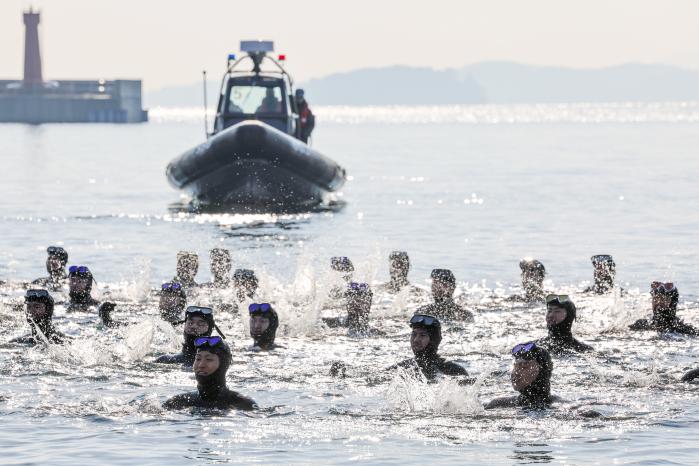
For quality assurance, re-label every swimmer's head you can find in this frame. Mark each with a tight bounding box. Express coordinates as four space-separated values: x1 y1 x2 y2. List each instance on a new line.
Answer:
248 303 279 346
68 265 94 302
430 269 455 301
233 269 258 299
159 282 187 316
511 342 553 398
520 258 545 298
346 282 372 312
24 288 54 321
193 336 232 389
46 246 68 275
331 257 354 281
184 306 214 337
176 251 199 282
410 312 442 355
389 251 410 281
545 294 576 337
650 281 679 318
591 255 615 292
210 248 232 281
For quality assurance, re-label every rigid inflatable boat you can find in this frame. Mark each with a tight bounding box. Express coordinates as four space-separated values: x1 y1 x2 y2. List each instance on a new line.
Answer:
166 40 346 212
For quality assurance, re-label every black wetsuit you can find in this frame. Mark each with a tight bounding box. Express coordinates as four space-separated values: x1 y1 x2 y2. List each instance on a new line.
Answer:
537 304 592 354
583 278 614 295
630 309 698 336
485 347 556 410
66 289 100 312
202 277 231 289
384 277 409 294
163 387 257 411
163 343 257 411
423 298 473 321
160 308 183 326
11 319 66 345
388 349 469 381
32 272 66 291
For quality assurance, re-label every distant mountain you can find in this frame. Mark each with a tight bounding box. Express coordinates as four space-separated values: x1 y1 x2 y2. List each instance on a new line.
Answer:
301 66 486 105
145 62 699 107
462 62 699 103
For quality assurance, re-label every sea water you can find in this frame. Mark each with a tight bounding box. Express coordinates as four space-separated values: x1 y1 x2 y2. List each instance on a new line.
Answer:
1 102 699 464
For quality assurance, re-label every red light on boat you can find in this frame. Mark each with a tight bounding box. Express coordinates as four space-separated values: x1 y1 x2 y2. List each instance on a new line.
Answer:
278 54 286 61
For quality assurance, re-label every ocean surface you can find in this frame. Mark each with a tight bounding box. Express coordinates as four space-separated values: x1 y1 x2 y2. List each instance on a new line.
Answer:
1 102 699 465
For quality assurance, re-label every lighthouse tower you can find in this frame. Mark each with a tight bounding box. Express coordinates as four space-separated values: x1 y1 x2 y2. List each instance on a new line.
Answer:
23 8 43 86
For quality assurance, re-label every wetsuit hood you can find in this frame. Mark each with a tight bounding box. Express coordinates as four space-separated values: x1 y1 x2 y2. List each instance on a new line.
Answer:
516 345 553 407
411 308 442 361
651 285 680 326
388 251 410 288
346 285 372 332
547 300 576 339
46 246 68 278
68 268 94 304
25 290 55 338
183 308 214 357
591 255 615 293
250 306 279 348
196 341 232 400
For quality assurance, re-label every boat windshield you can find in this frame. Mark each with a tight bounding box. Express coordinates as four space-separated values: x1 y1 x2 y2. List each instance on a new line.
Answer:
228 85 284 114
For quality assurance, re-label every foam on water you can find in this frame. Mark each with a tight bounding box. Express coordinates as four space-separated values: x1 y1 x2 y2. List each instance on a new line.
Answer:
3 103 699 463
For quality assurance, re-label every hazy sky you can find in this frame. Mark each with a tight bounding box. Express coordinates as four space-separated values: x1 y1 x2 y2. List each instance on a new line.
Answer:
1 0 698 91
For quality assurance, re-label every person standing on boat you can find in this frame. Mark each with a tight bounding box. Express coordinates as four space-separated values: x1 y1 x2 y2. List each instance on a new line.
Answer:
295 89 315 143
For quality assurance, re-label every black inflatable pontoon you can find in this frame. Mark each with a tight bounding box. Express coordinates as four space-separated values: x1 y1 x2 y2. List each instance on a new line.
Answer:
166 40 346 212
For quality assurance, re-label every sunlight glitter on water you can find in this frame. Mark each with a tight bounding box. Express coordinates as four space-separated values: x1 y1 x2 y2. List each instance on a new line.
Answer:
149 101 699 125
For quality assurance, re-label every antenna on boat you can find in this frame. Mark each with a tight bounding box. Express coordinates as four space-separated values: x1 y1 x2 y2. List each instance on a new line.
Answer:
202 70 209 139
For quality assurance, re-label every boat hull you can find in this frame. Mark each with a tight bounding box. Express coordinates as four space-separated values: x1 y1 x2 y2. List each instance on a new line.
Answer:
166 120 346 212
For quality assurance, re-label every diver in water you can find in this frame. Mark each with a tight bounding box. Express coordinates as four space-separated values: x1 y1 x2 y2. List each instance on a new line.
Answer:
629 282 697 335
66 265 99 312
173 251 199 289
536 294 592 354
32 246 69 290
323 283 383 335
485 342 558 409
163 336 257 411
583 255 616 294
156 306 216 366
233 268 258 302
387 313 470 380
330 313 469 380
203 248 232 289
248 303 279 350
380 251 411 294
329 256 354 300
159 281 187 324
11 289 66 345
515 258 547 303
421 269 473 321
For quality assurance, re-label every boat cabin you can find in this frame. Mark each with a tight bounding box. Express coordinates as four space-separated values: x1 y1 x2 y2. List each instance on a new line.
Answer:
214 41 299 137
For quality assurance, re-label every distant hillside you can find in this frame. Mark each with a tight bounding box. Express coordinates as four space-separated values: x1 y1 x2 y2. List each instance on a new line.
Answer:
462 62 699 103
145 62 699 107
301 66 486 105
